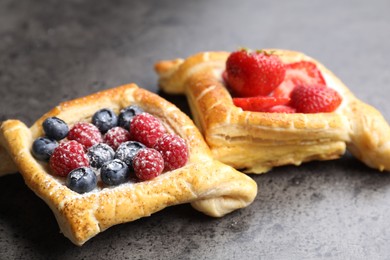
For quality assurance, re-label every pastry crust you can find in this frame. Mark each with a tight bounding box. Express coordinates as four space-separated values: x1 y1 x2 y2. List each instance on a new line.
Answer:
0 84 257 245
155 50 390 173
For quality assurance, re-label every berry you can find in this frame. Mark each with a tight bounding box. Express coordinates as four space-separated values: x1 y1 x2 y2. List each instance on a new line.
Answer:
287 61 326 85
271 81 295 99
225 49 286 97
87 143 115 169
32 137 58 161
92 108 118 133
118 105 144 130
290 84 342 113
272 61 326 98
222 70 229 84
42 117 69 140
133 148 164 181
103 127 131 150
66 167 97 194
153 134 188 171
49 140 90 177
266 105 296 113
115 141 146 168
129 113 166 147
68 122 103 149
232 96 290 112
100 159 130 186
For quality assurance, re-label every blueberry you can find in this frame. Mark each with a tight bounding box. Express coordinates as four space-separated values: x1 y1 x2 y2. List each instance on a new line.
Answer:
115 141 146 169
118 105 143 130
42 117 69 140
100 159 130 186
66 167 97 194
92 108 118 133
32 137 58 161
87 143 115 169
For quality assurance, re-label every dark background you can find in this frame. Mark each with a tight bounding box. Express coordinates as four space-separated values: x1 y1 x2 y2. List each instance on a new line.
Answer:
1 0 390 259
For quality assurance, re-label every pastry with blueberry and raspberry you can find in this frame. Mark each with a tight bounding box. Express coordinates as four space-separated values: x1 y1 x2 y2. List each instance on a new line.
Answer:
0 84 257 245
155 49 390 173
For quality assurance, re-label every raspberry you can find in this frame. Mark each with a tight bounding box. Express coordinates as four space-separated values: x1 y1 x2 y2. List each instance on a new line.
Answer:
130 113 166 147
49 140 90 177
153 134 189 171
103 126 131 150
68 122 103 149
133 148 164 181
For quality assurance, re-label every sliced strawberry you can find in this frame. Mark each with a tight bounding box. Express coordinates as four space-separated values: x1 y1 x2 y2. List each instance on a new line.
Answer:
272 80 295 98
233 96 290 112
287 61 326 85
266 105 296 113
290 84 342 113
272 61 326 98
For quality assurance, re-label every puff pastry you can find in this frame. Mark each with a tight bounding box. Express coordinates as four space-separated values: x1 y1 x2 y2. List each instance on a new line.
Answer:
155 50 390 173
0 84 257 245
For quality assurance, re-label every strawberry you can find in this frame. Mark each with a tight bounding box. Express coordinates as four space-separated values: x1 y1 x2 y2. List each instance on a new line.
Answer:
271 80 295 99
226 50 286 97
290 84 342 113
266 105 296 113
287 61 326 84
272 61 326 98
233 96 290 112
222 70 229 84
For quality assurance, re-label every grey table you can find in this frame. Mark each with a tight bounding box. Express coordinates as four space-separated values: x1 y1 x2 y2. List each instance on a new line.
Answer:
1 0 390 259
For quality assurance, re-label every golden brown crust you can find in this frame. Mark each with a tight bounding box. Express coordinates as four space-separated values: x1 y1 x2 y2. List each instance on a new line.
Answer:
155 50 390 173
0 84 257 245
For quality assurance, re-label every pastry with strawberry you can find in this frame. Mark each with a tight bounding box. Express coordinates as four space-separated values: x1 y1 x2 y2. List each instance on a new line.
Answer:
155 49 390 173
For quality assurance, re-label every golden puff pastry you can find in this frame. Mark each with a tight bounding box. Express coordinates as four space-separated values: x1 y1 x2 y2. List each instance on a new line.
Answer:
0 84 257 245
155 50 390 173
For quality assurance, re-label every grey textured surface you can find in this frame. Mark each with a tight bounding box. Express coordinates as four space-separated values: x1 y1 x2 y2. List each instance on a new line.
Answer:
1 0 390 259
